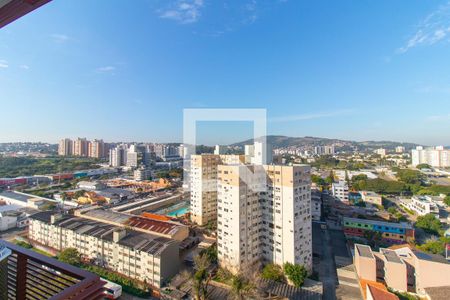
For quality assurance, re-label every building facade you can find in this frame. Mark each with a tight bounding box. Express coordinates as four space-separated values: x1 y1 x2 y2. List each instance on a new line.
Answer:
189 154 245 226
73 138 89 157
332 181 349 202
58 138 73 156
343 217 415 245
28 212 179 288
401 196 440 218
354 244 450 297
412 146 450 167
217 164 312 274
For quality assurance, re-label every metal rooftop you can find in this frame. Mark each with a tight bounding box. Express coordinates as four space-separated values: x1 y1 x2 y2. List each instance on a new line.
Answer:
355 244 374 259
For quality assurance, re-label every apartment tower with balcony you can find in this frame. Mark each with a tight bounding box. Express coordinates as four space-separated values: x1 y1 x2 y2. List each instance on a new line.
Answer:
217 164 312 274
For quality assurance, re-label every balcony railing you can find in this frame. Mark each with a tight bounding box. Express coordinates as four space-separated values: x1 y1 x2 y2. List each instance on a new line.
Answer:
0 240 105 300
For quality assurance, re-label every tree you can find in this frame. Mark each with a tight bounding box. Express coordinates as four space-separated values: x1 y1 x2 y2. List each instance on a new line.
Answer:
387 207 397 215
230 273 254 300
311 174 325 186
283 263 307 288
325 170 334 185
192 254 212 300
415 214 442 236
261 264 285 282
363 231 383 249
444 195 450 207
59 248 81 266
416 164 431 170
396 169 424 185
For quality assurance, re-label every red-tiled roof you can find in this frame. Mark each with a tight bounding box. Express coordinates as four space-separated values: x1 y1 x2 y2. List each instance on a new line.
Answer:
367 284 399 300
126 216 178 235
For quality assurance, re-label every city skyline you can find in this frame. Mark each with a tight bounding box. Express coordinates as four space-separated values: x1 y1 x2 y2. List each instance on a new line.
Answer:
1 1 450 144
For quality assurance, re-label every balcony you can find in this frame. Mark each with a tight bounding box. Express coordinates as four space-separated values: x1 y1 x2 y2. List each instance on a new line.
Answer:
0 240 105 300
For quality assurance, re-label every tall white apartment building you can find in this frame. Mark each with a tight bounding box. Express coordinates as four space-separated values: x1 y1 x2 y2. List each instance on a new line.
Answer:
217 164 312 274
126 144 139 168
109 144 127 167
190 154 245 226
411 146 450 167
314 145 335 155
375 148 387 157
251 141 273 165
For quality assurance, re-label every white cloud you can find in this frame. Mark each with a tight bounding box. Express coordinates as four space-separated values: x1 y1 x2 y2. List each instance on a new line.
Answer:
0 60 8 68
50 33 70 43
398 2 450 53
20 64 29 70
270 109 355 123
96 66 116 73
159 0 204 24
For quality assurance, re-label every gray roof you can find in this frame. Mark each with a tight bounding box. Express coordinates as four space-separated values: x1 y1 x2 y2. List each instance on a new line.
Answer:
424 286 450 300
355 244 374 259
32 213 177 256
381 249 403 264
413 250 450 265
0 191 30 202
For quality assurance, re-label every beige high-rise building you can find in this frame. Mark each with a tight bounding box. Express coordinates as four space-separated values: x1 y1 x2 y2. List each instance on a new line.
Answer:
88 139 105 158
189 154 245 226
73 137 88 156
217 164 312 274
58 138 73 156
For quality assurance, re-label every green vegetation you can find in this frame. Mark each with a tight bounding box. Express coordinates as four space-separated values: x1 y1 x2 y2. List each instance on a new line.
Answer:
51 248 150 297
156 168 183 179
418 237 450 255
261 264 285 282
14 240 54 257
416 164 431 170
311 174 325 186
388 288 419 300
387 207 407 222
415 214 442 236
84 265 151 297
192 253 213 300
0 156 102 177
311 155 365 170
283 263 307 288
352 178 407 194
230 273 255 300
200 244 218 264
58 248 81 266
445 196 450 207
395 169 424 185
15 240 33 249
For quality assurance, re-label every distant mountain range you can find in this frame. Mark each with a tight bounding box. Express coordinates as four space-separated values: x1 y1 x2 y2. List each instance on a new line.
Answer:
231 135 420 151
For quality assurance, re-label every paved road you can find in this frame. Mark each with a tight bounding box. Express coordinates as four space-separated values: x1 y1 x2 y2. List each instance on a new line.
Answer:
320 228 337 300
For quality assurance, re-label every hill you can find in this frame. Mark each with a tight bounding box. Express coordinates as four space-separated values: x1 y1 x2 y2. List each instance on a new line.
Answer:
231 135 420 151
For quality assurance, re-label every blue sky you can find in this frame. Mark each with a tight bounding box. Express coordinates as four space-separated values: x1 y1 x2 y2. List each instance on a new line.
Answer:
1 0 450 145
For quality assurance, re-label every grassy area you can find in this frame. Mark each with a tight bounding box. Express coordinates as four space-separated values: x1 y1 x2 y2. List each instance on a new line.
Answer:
0 156 103 177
